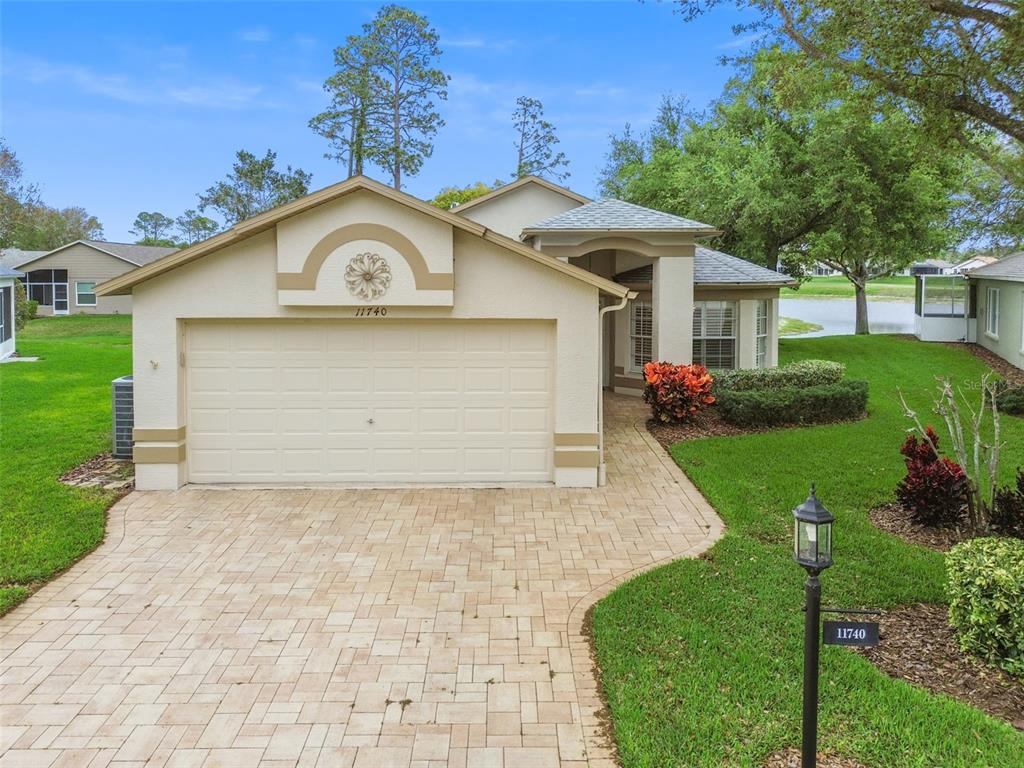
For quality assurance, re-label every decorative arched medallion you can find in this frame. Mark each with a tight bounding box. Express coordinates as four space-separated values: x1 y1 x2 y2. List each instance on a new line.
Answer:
345 252 392 300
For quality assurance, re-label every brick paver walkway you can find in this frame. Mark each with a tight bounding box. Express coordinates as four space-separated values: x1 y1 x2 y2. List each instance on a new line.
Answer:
0 395 722 768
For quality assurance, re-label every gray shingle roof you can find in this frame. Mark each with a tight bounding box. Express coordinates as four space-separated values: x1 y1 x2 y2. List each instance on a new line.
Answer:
968 251 1024 280
614 246 794 286
0 265 25 278
0 249 47 269
525 198 716 232
83 241 179 265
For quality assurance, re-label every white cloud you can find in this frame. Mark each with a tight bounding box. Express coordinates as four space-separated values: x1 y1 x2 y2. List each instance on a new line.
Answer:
716 32 761 50
5 52 266 110
238 27 272 43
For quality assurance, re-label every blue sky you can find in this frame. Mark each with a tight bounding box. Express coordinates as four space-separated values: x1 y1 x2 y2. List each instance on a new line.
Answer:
2 1 755 242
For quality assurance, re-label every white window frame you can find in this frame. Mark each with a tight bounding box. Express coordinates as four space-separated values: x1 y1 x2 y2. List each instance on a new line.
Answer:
755 299 769 368
0 285 10 344
986 286 1000 338
692 300 738 370
629 298 653 373
75 280 97 307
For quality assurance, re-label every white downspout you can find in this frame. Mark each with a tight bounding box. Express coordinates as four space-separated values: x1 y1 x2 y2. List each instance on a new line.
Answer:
598 290 637 486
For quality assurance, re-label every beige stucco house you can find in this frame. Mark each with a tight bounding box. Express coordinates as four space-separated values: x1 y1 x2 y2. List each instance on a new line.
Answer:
0 265 23 359
970 252 1024 371
97 175 792 491
0 240 177 316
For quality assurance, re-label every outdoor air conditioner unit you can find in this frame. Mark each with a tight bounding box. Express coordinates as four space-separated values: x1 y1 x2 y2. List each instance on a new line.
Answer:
112 375 134 459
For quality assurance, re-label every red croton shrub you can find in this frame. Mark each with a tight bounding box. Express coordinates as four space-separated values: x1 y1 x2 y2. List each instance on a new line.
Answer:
642 361 716 423
896 426 968 527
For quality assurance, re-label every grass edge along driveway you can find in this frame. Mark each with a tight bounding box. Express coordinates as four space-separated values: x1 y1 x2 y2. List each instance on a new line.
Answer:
591 335 1024 767
0 315 132 614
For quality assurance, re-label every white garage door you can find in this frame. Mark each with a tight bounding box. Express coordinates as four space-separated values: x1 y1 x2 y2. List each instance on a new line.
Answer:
186 320 554 484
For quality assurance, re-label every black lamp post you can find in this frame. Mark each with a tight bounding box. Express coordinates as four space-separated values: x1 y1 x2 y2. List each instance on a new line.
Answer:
793 485 834 768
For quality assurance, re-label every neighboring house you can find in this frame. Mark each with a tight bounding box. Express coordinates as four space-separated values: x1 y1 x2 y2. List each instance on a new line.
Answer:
809 261 841 277
951 255 998 274
0 240 177 316
96 175 793 491
909 258 954 276
969 252 1024 371
0 266 23 359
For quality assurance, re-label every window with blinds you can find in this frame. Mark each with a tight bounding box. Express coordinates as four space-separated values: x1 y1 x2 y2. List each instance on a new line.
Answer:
630 299 653 372
692 300 737 369
755 299 769 368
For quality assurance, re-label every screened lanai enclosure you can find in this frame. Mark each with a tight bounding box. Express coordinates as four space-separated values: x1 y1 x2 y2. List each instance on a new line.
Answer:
913 274 976 342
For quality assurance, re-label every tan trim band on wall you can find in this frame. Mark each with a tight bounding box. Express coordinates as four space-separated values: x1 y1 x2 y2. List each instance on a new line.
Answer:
134 444 187 464
554 432 600 447
553 449 601 468
276 222 454 291
133 426 186 442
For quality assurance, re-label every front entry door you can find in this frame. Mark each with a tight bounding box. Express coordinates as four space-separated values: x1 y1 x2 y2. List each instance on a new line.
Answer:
53 284 69 315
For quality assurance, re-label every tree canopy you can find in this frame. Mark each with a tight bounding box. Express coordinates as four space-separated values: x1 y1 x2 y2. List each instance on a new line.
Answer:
511 97 569 182
312 4 448 190
430 181 501 210
198 149 312 226
602 50 965 333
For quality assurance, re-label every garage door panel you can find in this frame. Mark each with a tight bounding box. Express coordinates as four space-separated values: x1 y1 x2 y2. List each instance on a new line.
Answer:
187 321 553 484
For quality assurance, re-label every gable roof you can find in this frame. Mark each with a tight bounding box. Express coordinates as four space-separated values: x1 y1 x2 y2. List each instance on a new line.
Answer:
96 175 629 299
0 265 25 278
953 255 998 269
523 198 720 235
451 176 590 213
7 240 178 270
967 251 1024 282
614 246 795 286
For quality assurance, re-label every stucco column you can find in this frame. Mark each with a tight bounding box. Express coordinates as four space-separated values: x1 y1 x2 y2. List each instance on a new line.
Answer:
768 297 780 367
738 299 757 369
653 257 693 364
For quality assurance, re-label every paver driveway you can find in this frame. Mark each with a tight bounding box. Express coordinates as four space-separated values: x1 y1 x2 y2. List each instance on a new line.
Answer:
0 395 722 768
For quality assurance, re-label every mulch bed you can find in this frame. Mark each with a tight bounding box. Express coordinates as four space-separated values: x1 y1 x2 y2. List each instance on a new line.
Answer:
59 452 134 493
857 603 1024 731
646 407 866 449
763 748 868 768
957 343 1024 386
868 502 973 552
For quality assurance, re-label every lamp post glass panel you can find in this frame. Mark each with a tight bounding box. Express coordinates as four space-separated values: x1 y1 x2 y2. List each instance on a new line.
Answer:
794 485 834 768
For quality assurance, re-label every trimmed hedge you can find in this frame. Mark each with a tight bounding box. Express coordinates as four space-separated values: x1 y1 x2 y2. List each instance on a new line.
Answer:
713 359 845 393
717 379 869 427
946 537 1024 677
997 385 1024 416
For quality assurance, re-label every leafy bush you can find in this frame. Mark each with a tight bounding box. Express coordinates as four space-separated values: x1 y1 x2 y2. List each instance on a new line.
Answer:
946 537 1024 677
716 379 868 427
14 281 36 331
713 359 845 393
895 427 968 527
992 468 1024 539
643 361 716 423
996 386 1024 416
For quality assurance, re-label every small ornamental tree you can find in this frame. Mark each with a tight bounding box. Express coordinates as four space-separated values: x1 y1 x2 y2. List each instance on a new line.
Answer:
895 426 968 527
643 361 716 423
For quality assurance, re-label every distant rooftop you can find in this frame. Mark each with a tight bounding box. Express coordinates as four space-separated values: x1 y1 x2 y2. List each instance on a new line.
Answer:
524 198 717 233
1 240 179 269
968 251 1024 280
0 264 25 278
614 246 794 286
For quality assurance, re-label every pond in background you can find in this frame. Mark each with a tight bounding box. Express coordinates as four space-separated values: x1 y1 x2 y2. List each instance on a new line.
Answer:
779 298 914 337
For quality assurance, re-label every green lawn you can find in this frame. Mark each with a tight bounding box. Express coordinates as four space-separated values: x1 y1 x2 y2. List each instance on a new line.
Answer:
0 314 132 614
779 316 823 336
782 275 915 301
592 335 1024 767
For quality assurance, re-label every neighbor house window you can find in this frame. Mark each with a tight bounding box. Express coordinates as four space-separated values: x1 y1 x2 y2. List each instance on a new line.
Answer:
693 300 737 369
630 299 653 372
76 281 97 306
0 286 11 343
755 299 769 368
23 269 68 307
986 287 1000 337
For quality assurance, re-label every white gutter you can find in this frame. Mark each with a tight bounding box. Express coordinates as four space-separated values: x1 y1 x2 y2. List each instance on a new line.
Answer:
597 290 637 486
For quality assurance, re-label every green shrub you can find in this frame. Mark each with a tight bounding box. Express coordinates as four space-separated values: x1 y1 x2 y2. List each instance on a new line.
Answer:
996 385 1024 416
14 281 37 331
717 379 868 427
946 537 1024 677
713 359 845 393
